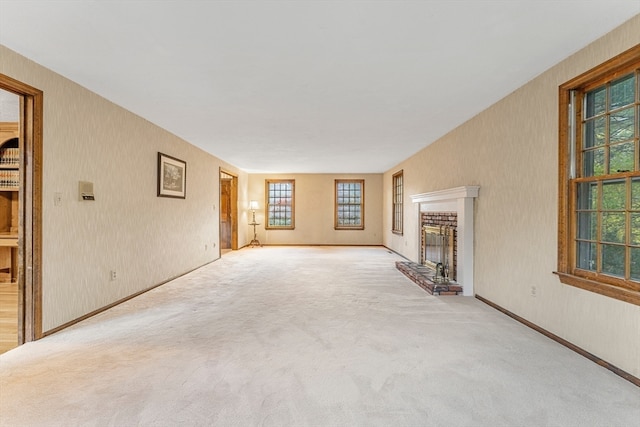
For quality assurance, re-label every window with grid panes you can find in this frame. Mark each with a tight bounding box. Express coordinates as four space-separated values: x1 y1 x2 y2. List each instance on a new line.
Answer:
265 179 294 229
557 45 640 306
335 180 364 230
392 170 403 234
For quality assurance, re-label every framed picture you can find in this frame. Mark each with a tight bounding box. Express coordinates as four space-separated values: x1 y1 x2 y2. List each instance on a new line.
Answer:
157 152 186 199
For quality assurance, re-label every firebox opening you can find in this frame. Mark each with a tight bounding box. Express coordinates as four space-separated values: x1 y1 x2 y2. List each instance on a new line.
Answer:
420 212 457 283
423 225 455 282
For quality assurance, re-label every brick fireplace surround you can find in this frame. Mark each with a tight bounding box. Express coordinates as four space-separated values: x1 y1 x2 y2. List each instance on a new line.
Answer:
398 186 479 297
420 212 457 277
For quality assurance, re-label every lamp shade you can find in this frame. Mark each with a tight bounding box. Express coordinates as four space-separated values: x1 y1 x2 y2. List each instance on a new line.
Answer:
249 200 259 210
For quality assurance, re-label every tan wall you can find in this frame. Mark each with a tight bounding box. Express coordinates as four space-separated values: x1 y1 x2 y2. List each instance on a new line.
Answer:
248 174 382 246
383 15 640 377
0 45 249 332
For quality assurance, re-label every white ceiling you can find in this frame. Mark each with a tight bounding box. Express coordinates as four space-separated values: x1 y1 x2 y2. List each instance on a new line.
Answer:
1 1 639 173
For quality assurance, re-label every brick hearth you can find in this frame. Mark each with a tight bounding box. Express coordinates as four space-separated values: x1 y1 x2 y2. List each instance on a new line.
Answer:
396 261 463 296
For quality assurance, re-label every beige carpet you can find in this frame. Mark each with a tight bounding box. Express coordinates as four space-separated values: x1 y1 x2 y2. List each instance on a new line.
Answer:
0 246 638 426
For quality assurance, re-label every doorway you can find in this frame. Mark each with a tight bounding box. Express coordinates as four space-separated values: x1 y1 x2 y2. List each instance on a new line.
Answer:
0 73 43 352
219 169 238 253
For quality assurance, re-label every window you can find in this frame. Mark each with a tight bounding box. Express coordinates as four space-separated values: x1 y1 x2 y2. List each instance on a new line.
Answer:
335 179 364 230
265 179 294 229
557 45 640 306
392 170 403 234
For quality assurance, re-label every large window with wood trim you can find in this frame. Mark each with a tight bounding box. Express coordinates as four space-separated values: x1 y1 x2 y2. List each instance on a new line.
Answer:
392 170 403 234
265 179 294 229
557 45 640 306
335 179 364 230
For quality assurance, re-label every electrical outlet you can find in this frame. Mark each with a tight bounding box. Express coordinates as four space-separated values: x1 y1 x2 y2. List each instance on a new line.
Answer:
530 286 537 297
110 270 117 281
205 244 208 251
54 192 62 206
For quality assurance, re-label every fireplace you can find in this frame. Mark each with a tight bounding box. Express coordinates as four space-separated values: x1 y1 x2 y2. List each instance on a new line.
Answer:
421 212 457 282
411 186 479 296
422 224 456 282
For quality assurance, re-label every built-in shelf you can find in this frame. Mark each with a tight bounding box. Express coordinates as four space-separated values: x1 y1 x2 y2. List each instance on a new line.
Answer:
0 123 19 283
0 232 18 247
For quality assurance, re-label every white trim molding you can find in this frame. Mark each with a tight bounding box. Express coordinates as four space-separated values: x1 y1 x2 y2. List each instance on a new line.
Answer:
411 186 480 296
410 185 480 204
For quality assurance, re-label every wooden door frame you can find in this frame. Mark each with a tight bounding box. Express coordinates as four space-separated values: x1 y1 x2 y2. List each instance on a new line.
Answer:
0 73 43 342
219 169 238 250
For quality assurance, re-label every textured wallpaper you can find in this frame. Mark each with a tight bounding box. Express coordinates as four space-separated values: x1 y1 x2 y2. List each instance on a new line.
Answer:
382 15 640 378
248 173 383 246
0 45 248 332
0 88 19 121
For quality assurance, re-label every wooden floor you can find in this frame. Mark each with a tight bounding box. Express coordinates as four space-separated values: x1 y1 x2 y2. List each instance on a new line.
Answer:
0 281 18 354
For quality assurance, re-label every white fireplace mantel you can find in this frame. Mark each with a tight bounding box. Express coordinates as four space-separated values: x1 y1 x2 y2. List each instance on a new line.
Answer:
410 185 479 205
411 186 479 296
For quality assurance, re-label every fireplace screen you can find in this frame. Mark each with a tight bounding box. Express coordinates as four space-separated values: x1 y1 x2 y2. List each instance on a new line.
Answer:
422 225 455 281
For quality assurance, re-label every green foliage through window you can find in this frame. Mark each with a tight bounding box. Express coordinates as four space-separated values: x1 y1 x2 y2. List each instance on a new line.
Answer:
392 171 403 234
575 70 639 281
266 180 294 229
335 180 364 230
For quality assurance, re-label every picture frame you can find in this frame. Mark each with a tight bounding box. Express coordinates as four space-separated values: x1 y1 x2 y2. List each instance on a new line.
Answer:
157 152 186 199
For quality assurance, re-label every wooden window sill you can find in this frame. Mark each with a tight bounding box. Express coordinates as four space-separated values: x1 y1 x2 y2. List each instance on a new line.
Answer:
554 272 640 306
